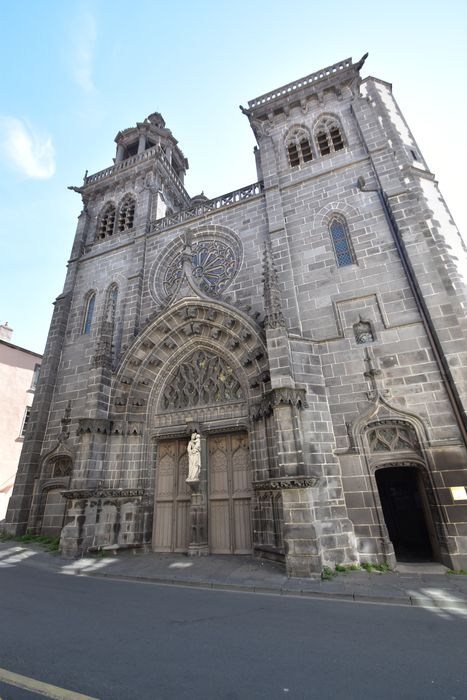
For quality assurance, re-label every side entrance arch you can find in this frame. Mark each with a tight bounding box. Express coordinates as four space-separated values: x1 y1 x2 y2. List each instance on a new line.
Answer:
361 419 444 564
35 454 73 538
375 466 435 562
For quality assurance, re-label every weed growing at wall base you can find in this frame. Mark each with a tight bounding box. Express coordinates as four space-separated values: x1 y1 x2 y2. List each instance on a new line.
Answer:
0 531 60 552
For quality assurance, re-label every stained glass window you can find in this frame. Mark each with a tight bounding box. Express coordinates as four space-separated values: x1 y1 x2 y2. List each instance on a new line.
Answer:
329 216 355 267
164 240 237 298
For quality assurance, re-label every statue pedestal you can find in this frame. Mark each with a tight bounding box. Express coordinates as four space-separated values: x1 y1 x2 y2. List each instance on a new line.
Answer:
187 483 209 556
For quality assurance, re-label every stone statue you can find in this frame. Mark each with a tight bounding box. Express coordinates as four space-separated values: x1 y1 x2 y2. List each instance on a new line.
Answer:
186 432 201 482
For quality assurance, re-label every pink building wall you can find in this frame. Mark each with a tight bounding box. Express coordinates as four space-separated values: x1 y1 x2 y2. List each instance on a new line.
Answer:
0 324 42 520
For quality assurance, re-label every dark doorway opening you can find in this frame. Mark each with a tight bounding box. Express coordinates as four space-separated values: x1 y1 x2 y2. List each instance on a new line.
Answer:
376 467 433 561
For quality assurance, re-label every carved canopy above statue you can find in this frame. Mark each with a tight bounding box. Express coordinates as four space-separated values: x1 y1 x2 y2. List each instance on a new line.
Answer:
162 349 244 410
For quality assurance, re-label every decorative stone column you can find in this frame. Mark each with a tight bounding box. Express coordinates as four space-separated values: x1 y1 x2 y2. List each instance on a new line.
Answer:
137 132 147 154
186 432 208 556
187 483 209 556
115 144 125 163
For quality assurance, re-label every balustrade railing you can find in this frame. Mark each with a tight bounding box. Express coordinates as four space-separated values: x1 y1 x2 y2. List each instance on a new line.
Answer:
150 181 264 232
83 146 190 201
248 58 352 110
84 147 159 185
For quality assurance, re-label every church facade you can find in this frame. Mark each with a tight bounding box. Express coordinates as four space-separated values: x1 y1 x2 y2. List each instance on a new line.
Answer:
5 55 467 576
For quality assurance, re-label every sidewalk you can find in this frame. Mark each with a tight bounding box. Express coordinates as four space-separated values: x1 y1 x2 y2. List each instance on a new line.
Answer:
2 541 467 611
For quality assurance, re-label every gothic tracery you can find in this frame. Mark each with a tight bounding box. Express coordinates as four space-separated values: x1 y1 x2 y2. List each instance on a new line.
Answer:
367 422 419 453
163 240 237 297
162 349 244 410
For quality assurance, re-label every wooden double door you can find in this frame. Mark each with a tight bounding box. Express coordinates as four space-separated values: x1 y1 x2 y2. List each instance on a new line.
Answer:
153 432 252 554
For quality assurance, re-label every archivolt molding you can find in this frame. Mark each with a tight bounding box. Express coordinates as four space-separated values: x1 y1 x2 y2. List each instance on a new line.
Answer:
313 200 359 232
311 111 345 133
367 457 426 475
112 298 270 423
40 478 71 494
284 122 313 146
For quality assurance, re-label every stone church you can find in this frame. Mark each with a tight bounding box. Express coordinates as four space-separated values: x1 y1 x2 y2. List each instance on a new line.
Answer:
5 55 467 576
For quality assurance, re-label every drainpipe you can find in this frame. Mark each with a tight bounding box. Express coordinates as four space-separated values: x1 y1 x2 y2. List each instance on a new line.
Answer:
351 104 467 447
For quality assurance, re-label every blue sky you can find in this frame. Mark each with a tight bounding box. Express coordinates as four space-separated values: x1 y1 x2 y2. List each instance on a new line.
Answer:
1 0 466 354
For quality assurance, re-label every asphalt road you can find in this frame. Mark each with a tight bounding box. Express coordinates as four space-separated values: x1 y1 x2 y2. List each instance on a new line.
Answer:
1 562 466 700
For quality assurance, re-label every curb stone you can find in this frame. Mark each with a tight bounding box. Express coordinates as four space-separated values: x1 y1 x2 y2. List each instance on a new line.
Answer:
83 570 467 609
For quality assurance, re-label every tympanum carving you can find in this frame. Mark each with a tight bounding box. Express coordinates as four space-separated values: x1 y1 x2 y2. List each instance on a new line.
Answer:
162 349 244 410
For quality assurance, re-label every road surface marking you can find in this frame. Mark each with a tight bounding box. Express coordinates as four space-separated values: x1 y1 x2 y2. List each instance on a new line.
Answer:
0 667 98 700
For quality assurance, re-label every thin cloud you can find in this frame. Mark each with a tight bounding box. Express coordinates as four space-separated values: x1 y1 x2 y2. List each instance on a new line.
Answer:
0 117 55 179
71 9 97 92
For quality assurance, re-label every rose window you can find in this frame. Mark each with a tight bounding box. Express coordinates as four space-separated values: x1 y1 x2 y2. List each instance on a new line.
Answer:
163 241 237 297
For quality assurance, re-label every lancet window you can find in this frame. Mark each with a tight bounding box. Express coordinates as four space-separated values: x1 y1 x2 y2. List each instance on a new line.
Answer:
82 291 96 334
329 215 355 267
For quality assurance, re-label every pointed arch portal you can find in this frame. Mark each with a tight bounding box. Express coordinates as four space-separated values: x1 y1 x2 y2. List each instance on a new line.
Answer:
113 299 268 555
